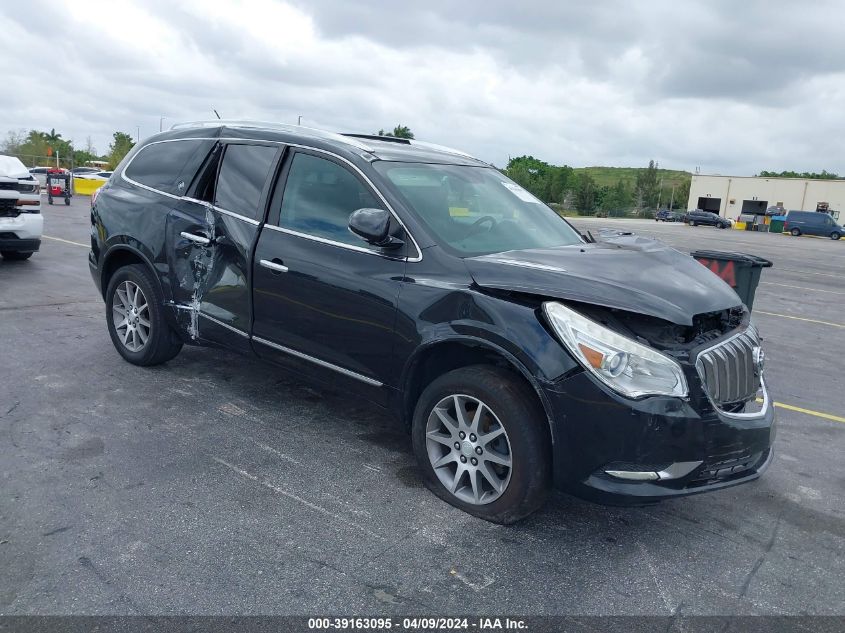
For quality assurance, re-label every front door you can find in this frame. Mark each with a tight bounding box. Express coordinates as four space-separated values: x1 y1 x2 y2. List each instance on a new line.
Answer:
167 141 281 350
251 149 411 404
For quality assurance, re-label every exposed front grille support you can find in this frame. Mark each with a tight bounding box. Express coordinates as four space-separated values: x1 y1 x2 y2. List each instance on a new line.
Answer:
695 326 763 407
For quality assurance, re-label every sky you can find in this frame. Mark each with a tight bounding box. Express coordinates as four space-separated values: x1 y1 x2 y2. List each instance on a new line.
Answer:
2 0 844 175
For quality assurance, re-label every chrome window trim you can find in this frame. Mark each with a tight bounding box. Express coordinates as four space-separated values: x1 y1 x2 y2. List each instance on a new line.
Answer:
181 197 261 226
261 224 407 261
120 137 422 262
198 312 249 338
252 336 383 387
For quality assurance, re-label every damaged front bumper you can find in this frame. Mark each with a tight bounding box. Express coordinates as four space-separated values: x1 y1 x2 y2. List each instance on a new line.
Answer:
545 369 775 505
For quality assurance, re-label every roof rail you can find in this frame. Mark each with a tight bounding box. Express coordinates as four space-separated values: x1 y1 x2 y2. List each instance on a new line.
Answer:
169 120 374 151
408 140 479 161
341 133 479 160
342 133 411 145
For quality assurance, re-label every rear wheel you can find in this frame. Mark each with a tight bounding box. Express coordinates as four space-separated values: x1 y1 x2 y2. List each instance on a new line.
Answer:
411 365 551 524
831 232 841 240
105 264 182 366
791 227 801 236
690 221 697 227
64 197 70 206
1 251 33 261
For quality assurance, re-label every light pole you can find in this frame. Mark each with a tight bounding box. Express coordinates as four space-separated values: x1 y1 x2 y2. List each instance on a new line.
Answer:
136 126 140 142
297 115 302 125
159 116 165 132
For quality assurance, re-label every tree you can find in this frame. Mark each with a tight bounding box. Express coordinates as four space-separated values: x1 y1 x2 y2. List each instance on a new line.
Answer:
635 160 660 209
757 169 840 180
673 178 691 210
0 129 26 155
602 179 632 215
377 125 414 139
573 171 597 214
107 132 135 169
45 128 63 144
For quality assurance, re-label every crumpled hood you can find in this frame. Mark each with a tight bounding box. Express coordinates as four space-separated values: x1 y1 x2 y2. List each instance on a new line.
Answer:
0 155 31 179
465 234 742 326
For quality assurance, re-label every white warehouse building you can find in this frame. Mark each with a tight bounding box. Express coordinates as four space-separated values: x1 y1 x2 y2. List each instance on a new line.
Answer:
687 174 845 221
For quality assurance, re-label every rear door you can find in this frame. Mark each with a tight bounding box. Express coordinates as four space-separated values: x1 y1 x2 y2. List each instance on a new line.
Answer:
251 149 411 404
169 141 281 350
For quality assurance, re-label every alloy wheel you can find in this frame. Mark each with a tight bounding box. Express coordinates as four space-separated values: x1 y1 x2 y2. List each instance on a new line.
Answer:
425 394 513 505
112 280 150 352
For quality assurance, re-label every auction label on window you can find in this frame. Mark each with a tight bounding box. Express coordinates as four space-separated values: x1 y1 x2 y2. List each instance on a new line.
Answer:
500 181 539 203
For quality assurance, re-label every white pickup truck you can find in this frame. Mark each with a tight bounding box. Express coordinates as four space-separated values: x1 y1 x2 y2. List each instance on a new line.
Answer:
0 155 43 260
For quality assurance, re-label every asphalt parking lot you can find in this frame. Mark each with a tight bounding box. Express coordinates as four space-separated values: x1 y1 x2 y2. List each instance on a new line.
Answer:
1 198 843 616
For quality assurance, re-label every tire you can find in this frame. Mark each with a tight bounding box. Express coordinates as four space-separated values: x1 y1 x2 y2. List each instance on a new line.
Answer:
690 221 697 227
791 228 801 236
1 251 33 261
105 264 182 366
65 197 70 206
719 223 727 229
831 232 841 240
48 198 53 205
411 365 551 524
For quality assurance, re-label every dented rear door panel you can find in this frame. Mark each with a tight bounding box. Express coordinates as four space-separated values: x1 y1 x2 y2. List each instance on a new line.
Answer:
164 199 257 352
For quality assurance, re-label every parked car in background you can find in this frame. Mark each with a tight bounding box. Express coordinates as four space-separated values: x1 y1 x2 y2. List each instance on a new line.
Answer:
28 166 53 188
89 121 774 523
72 166 100 175
1 155 42 260
74 170 113 181
686 209 731 229
655 209 683 222
784 210 843 240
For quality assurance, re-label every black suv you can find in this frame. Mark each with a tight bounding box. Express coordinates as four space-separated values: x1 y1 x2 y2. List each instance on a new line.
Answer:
686 209 731 229
89 122 774 523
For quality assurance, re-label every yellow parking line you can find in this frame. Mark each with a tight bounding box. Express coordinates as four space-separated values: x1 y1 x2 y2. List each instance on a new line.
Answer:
759 282 845 296
43 235 88 248
754 310 845 328
756 399 845 424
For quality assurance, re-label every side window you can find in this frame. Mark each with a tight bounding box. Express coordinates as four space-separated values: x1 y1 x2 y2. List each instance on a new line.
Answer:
214 144 278 221
278 152 383 247
124 140 211 195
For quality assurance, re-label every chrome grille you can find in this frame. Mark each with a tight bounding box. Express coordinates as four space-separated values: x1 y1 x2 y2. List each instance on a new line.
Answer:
695 326 761 404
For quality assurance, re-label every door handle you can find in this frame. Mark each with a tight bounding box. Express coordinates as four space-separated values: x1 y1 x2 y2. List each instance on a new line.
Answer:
260 258 288 273
180 231 212 246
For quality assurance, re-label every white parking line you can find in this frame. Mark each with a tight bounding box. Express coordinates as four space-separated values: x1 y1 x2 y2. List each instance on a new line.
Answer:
211 456 383 539
43 235 88 248
760 282 845 296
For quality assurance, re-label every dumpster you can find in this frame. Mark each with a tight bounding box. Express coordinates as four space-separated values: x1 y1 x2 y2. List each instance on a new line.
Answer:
691 250 773 310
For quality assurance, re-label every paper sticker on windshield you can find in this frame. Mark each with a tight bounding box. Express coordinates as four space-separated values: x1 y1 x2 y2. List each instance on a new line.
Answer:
501 181 539 203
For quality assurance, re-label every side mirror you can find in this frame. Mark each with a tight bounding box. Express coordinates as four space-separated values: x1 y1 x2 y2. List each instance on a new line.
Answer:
348 208 404 248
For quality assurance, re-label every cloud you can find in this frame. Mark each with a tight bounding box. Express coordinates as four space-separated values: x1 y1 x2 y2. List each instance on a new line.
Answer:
0 0 843 175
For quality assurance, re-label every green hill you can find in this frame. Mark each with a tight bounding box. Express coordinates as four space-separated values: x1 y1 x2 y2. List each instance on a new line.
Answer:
575 166 691 189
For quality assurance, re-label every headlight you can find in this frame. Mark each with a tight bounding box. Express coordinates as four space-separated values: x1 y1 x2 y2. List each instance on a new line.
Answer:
543 302 688 399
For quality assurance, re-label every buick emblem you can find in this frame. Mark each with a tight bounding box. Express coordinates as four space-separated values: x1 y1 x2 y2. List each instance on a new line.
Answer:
752 346 765 376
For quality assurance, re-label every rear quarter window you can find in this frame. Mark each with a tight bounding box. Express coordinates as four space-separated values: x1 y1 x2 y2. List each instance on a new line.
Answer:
124 139 214 195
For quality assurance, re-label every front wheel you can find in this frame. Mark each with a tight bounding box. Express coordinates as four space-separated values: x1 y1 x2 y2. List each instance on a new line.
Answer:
411 365 551 524
831 232 841 240
105 264 182 366
690 221 697 227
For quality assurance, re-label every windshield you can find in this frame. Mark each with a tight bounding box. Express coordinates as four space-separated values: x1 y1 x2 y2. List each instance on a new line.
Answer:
373 162 583 256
